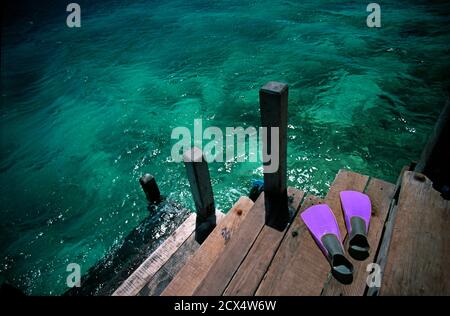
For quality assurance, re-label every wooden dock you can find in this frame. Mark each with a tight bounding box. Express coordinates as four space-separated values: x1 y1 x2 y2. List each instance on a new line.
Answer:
113 83 449 296
114 168 449 296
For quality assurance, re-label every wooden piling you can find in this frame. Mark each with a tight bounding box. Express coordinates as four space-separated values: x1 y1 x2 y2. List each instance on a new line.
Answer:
259 82 289 231
415 99 450 199
183 147 216 244
139 174 161 204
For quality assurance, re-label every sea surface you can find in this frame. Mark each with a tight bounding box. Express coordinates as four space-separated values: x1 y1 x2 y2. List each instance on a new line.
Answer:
1 0 449 295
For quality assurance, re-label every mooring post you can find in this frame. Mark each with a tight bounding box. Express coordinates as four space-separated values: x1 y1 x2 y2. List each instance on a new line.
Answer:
259 81 289 231
184 147 216 244
139 174 161 204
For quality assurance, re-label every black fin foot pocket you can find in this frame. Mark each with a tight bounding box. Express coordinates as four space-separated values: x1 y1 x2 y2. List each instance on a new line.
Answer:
331 254 354 285
349 217 370 261
322 234 354 285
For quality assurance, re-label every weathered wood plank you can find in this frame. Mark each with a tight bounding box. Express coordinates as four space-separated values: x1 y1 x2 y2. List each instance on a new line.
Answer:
113 211 225 296
223 188 305 296
192 193 267 296
161 196 254 296
322 178 396 296
380 171 450 295
140 211 228 296
366 165 410 296
415 99 449 174
255 195 324 296
138 233 198 296
256 169 369 296
112 212 197 296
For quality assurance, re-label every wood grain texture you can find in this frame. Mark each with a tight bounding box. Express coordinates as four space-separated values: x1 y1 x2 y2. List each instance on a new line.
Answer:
255 195 325 296
192 193 267 296
112 212 197 296
380 171 450 295
161 196 254 296
322 178 396 296
223 188 305 296
113 211 225 296
366 165 410 296
256 169 369 296
138 233 198 296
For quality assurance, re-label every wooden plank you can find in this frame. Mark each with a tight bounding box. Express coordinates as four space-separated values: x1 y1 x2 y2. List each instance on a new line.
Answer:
138 233 199 296
140 211 229 296
161 196 254 296
223 188 305 296
366 165 410 296
256 169 369 296
112 212 197 296
321 178 396 296
380 171 450 295
367 202 397 296
415 99 449 174
255 195 325 295
113 211 225 296
192 193 267 296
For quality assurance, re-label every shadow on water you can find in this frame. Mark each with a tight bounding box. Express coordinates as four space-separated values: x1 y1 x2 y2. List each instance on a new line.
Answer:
64 198 191 296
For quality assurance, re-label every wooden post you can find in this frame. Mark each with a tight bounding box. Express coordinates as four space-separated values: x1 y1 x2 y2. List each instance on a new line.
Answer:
414 99 450 199
184 147 216 244
415 99 449 174
139 174 161 204
259 82 289 231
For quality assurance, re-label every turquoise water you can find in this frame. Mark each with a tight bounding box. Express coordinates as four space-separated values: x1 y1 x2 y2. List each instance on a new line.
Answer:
1 0 449 295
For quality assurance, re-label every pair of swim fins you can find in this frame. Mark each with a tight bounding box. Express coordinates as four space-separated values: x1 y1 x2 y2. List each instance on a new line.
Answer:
300 191 371 284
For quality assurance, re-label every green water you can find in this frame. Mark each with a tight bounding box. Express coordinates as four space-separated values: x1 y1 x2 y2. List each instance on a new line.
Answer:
1 0 449 295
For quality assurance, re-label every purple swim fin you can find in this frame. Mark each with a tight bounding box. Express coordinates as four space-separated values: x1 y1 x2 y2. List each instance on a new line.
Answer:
340 191 371 260
301 204 353 284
